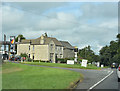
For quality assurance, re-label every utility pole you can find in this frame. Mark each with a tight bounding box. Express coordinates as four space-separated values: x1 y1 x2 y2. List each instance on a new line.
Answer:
4 34 6 51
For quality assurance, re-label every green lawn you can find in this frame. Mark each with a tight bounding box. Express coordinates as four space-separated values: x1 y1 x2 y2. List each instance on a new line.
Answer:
0 65 2 90
2 63 82 89
22 62 101 70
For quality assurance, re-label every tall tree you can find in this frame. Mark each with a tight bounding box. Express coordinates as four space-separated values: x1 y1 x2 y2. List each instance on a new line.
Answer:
78 45 99 63
99 34 120 66
15 34 26 42
15 34 26 53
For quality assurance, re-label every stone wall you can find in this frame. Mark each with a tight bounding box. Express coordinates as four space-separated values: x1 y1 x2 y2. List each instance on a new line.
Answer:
63 48 74 58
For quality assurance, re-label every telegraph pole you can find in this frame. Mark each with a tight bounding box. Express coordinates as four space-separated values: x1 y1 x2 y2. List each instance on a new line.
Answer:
4 34 6 51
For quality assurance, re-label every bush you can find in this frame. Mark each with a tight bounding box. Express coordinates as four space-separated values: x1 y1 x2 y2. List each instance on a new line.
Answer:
57 58 74 63
20 53 28 58
76 58 82 64
26 57 33 62
57 58 66 63
33 60 41 62
20 53 33 62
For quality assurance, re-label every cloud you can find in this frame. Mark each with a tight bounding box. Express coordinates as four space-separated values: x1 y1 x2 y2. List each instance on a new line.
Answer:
2 2 118 54
80 2 118 19
37 12 78 30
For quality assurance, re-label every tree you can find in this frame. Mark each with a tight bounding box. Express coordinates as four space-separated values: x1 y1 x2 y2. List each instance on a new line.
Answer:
44 33 48 37
15 34 26 42
78 45 99 63
99 46 111 66
15 34 26 53
99 34 120 66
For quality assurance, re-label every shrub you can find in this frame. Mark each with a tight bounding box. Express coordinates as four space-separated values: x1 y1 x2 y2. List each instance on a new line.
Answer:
57 58 66 63
20 53 28 58
26 57 33 62
78 58 82 62
33 60 41 62
57 57 74 63
20 53 33 62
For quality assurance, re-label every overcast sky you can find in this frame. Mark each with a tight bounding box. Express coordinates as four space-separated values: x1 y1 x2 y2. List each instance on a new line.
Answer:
1 2 118 54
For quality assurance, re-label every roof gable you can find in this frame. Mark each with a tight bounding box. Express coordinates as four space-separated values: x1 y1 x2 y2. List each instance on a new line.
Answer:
20 36 62 46
60 41 74 49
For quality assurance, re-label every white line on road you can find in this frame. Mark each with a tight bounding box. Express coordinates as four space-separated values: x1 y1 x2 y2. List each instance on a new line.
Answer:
87 70 113 91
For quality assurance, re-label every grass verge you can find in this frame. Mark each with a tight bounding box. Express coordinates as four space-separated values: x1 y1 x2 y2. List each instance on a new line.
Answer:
2 62 82 89
22 62 101 70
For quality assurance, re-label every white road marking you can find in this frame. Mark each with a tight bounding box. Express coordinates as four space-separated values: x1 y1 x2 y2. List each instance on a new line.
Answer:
87 70 113 91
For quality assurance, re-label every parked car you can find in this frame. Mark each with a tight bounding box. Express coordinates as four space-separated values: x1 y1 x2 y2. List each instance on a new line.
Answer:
111 63 118 69
15 55 21 61
117 65 120 82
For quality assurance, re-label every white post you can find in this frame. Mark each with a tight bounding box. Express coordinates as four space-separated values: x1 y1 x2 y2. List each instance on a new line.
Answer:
74 52 77 62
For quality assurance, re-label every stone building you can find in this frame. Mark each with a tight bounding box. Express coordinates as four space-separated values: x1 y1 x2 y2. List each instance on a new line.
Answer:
17 33 75 63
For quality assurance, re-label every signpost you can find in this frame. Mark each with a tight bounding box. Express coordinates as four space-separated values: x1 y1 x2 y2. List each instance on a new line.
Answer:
101 64 104 68
67 60 74 65
10 36 15 53
97 62 100 67
74 47 78 62
81 59 88 67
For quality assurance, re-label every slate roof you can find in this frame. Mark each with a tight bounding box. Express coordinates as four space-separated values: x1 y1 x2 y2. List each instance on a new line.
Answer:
60 41 74 49
21 36 62 46
20 35 74 49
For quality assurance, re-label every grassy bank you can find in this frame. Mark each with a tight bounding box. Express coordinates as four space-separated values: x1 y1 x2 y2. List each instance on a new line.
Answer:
21 62 101 70
2 63 82 89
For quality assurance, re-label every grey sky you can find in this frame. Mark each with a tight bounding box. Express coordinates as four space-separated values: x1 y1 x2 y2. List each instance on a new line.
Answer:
1 2 118 54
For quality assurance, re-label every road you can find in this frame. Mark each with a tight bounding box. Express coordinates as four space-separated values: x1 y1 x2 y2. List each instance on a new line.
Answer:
49 66 119 90
93 69 119 90
73 68 119 91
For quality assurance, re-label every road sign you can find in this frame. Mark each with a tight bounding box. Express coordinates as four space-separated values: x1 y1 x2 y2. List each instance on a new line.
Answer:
67 60 74 65
81 59 88 67
97 62 100 67
101 64 104 68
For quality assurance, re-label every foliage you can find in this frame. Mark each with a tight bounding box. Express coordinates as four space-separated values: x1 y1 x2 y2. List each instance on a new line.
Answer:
77 58 82 62
78 45 100 63
20 53 33 62
33 60 43 62
15 34 26 42
99 34 120 66
77 34 120 66
26 57 33 62
20 53 28 58
57 58 74 63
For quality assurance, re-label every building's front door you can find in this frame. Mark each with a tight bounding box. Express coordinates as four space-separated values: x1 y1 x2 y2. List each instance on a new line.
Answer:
55 54 57 63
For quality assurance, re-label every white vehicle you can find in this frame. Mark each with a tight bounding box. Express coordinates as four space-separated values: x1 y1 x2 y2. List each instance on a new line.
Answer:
117 65 120 82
